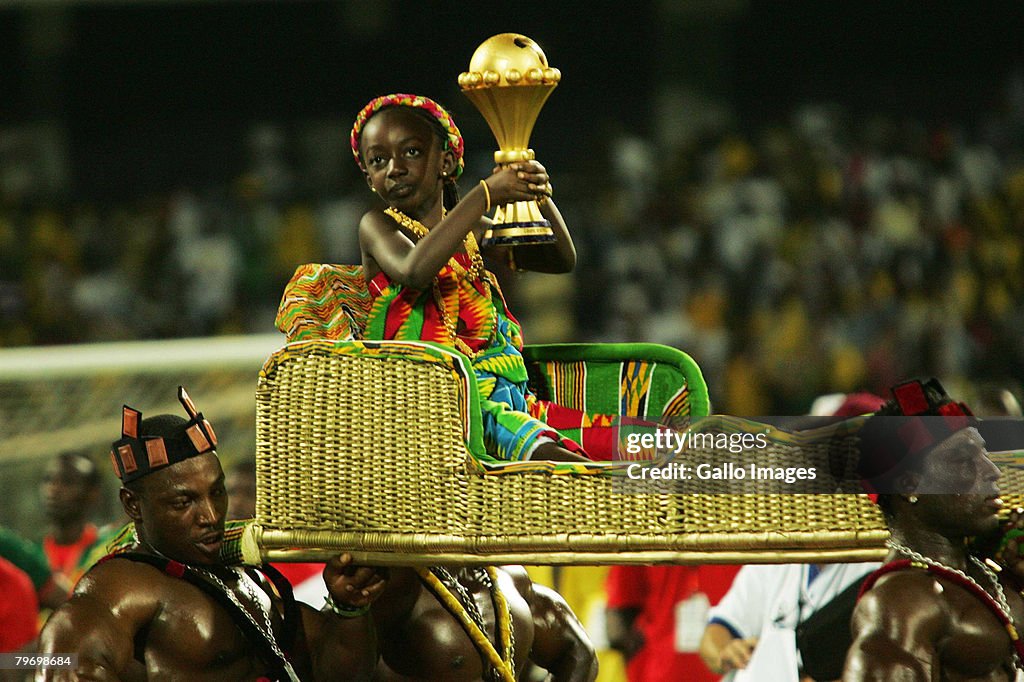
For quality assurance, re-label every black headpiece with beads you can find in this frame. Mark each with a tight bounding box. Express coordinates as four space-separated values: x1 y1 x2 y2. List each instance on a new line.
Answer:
109 386 218 483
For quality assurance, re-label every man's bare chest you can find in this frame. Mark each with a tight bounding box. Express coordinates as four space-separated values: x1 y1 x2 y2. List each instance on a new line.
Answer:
138 576 278 679
939 592 1018 681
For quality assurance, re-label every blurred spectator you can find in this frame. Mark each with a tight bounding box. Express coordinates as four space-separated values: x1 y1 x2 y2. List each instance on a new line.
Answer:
606 564 740 682
40 451 100 592
967 381 1024 453
225 458 258 523
698 561 879 681
806 391 888 417
807 391 886 419
970 381 1023 417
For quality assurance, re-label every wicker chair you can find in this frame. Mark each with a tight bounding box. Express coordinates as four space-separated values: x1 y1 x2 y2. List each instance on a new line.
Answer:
242 264 1021 566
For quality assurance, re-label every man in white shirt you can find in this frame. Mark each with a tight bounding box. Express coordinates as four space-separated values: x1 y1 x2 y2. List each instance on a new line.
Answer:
699 562 879 681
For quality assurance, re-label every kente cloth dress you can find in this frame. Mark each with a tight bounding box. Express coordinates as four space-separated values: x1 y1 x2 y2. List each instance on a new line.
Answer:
365 250 631 461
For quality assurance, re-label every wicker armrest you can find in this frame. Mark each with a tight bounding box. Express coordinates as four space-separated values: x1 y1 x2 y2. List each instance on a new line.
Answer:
523 342 709 422
255 339 484 539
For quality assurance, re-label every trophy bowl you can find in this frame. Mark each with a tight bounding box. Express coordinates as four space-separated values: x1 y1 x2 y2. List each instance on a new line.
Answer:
458 33 561 247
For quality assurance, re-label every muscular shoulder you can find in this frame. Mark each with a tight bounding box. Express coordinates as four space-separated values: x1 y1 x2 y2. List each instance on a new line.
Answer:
857 570 950 618
41 557 167 654
852 570 951 643
75 556 169 603
497 565 532 593
845 571 951 680
497 566 576 627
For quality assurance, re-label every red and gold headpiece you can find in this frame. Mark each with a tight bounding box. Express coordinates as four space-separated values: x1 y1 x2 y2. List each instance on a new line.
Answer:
858 377 976 500
110 386 218 483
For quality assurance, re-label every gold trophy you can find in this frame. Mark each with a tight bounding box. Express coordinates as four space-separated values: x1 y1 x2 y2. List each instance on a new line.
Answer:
458 33 561 246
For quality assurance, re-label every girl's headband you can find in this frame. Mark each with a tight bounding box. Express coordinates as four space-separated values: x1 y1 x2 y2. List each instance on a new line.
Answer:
350 93 464 180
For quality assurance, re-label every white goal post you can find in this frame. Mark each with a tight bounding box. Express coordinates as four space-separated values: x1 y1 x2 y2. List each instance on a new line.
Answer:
0 334 282 536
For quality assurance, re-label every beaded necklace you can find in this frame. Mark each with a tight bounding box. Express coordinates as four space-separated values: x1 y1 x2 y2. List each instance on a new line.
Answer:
384 207 485 281
416 566 515 682
383 206 491 359
885 538 1023 669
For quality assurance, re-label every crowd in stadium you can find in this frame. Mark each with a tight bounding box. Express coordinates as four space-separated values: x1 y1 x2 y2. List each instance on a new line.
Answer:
3 88 1023 415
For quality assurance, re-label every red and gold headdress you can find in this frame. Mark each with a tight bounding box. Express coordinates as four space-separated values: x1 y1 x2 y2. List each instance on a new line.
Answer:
858 377 976 499
110 386 218 483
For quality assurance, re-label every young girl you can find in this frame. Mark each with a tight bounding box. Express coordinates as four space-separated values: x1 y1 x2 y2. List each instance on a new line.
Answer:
351 93 589 463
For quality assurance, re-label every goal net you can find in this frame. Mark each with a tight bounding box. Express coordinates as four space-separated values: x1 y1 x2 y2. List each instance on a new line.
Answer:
0 333 283 540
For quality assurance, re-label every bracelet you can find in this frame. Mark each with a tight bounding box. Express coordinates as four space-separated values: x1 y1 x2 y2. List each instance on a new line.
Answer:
479 179 491 213
325 593 371 618
536 181 552 206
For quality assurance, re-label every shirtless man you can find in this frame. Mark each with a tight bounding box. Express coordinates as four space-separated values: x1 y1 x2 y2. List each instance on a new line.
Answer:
371 564 597 681
38 388 385 681
844 378 1024 680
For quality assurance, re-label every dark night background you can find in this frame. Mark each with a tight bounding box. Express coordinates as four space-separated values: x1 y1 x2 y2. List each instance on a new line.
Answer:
0 0 1021 199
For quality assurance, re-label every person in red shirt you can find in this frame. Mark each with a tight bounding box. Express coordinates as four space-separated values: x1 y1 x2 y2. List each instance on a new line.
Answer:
0 555 39 653
606 564 740 682
40 451 101 591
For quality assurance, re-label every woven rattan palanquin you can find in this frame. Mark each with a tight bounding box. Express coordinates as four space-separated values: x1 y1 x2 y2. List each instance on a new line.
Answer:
249 338 892 566
243 264 1024 566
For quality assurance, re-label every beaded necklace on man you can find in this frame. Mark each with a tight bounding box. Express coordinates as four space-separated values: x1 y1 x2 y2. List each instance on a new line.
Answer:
886 537 1023 670
383 207 492 359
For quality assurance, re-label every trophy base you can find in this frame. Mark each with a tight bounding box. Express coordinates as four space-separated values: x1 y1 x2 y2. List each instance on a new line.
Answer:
483 199 555 247
481 221 555 247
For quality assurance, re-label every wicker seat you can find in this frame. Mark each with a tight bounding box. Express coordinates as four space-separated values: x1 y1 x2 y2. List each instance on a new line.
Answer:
244 264 1023 565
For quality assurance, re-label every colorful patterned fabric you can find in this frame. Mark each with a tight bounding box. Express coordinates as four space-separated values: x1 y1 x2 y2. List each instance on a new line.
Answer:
366 251 568 461
275 264 371 341
467 458 635 476
350 93 465 180
523 345 707 455
524 345 707 422
528 400 655 462
365 252 506 360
